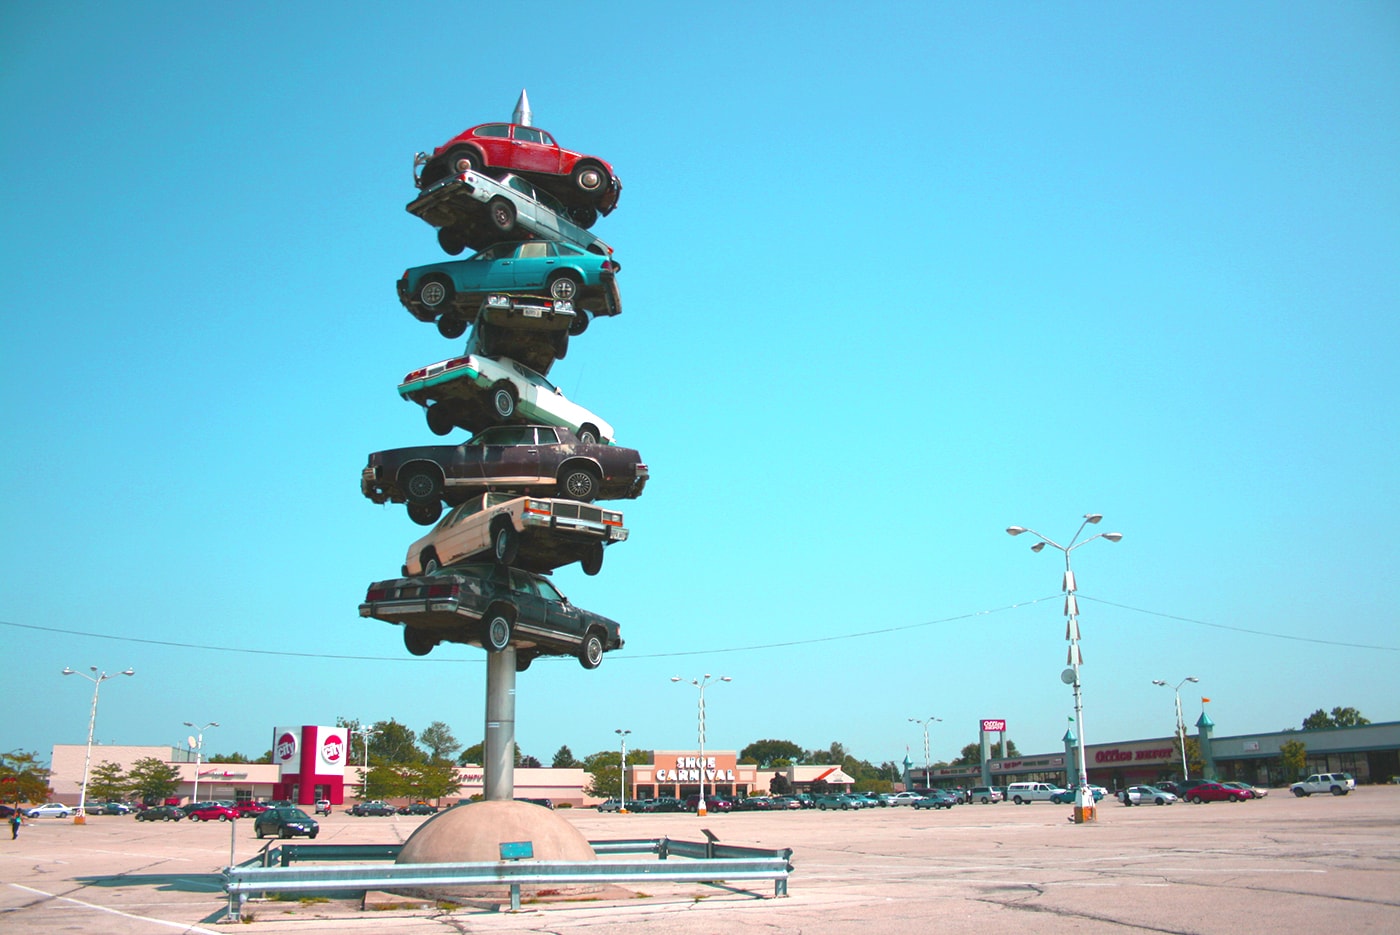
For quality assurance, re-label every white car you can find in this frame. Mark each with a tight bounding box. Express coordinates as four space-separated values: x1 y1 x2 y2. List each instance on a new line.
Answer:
408 169 614 258
887 791 924 806
1117 785 1178 806
26 803 74 818
399 352 615 444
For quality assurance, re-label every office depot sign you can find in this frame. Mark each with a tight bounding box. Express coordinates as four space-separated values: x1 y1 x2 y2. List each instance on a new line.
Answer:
981 719 1007 732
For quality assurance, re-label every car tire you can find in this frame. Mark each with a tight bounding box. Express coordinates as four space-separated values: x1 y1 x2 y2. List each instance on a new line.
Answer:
489 198 516 234
1293 788 1307 797
490 381 518 420
560 466 600 502
402 466 442 504
580 542 604 576
415 274 453 313
572 161 609 195
485 610 513 652
437 227 467 256
436 316 467 339
407 500 443 526
491 521 519 565
1330 786 1345 796
576 424 600 446
569 205 599 229
421 551 440 575
1155 797 1166 805
568 311 590 336
1013 796 1024 805
426 404 455 437
980 797 989 804
404 627 436 656
280 828 290 839
163 815 172 822
547 272 581 303
1191 795 1204 804
515 652 533 672
255 826 264 838
309 832 318 839
446 146 480 176
579 630 605 669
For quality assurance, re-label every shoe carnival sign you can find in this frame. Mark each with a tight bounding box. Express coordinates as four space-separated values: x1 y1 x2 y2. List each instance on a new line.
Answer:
655 754 736 784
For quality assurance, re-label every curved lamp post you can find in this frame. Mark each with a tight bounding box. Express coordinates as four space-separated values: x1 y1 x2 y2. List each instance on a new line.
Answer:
907 716 941 791
62 666 135 822
615 728 632 812
183 720 220 804
1152 677 1199 781
671 675 731 816
1007 513 1122 823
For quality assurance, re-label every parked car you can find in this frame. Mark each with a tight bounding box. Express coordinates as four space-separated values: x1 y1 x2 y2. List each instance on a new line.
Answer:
361 562 624 668
769 795 805 810
414 121 622 225
1290 773 1355 796
407 169 614 258
313 800 332 815
349 801 397 816
187 803 239 822
1183 782 1248 803
645 796 685 813
847 792 882 809
135 805 184 822
403 492 627 578
1006 782 1067 804
25 803 74 819
912 791 959 809
596 798 625 813
1050 785 1107 804
887 792 925 806
362 424 648 526
234 802 270 817
1117 785 1179 806
682 794 733 813
399 241 620 336
99 802 133 815
814 793 858 810
732 796 776 811
969 786 1003 804
398 349 615 443
1224 782 1268 799
253 806 319 839
398 802 438 815
1218 782 1256 800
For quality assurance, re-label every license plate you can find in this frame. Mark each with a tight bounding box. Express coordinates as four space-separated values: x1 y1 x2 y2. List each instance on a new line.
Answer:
523 308 542 318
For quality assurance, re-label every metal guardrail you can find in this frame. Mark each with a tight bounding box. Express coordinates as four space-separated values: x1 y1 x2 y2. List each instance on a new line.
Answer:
224 837 792 918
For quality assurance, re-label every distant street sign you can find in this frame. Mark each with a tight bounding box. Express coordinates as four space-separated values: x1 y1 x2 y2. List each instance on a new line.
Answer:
981 719 1007 732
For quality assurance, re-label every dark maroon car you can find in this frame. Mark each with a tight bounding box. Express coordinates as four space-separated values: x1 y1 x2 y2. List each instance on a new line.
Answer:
1182 782 1248 804
362 424 648 525
414 122 621 227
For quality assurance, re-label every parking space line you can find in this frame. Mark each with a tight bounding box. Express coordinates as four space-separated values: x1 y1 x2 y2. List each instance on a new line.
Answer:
7 883 223 934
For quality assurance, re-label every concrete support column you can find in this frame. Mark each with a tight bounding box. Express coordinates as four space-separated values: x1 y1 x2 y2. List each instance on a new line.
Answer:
484 648 517 801
980 731 992 786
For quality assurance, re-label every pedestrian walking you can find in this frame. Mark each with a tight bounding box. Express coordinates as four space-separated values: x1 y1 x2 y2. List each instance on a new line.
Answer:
10 811 20 839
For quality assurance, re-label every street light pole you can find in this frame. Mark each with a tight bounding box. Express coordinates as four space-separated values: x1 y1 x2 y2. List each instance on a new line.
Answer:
354 725 379 796
183 721 220 804
1152 677 1199 781
907 716 941 791
671 675 731 817
1007 513 1122 824
62 666 135 822
615 728 631 812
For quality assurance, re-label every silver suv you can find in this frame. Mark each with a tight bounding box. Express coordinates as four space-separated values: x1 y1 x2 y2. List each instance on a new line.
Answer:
1290 772 1355 796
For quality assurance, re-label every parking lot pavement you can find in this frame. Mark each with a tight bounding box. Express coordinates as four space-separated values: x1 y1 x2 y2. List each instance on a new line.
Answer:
2 789 1398 934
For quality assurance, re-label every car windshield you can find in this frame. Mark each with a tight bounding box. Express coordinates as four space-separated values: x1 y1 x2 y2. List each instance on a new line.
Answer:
283 809 311 820
467 425 537 447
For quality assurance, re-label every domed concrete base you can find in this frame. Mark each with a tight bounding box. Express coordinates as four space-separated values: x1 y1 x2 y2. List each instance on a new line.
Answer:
395 801 598 903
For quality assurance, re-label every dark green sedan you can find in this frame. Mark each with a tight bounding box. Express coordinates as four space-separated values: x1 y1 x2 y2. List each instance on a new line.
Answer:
253 806 319 839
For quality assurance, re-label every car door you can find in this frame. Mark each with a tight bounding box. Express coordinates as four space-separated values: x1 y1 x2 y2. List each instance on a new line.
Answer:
456 243 522 294
454 426 539 486
508 125 563 175
434 497 492 565
505 568 551 642
533 574 584 646
510 241 556 290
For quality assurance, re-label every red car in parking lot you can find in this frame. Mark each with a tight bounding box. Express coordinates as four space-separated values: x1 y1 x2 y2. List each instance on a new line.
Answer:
1182 782 1249 804
186 803 239 822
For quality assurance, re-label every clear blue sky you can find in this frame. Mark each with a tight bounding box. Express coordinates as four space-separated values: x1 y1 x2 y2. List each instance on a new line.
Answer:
3 2 1397 771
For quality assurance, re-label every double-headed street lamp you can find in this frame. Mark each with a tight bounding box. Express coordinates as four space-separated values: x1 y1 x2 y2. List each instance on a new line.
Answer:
354 724 380 794
1007 513 1122 823
671 674 731 817
1152 676 1200 781
615 728 632 812
62 665 135 821
184 720 220 804
907 716 941 791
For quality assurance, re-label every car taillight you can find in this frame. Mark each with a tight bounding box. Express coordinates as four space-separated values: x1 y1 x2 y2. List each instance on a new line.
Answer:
446 356 474 370
602 512 622 526
365 587 388 601
524 499 551 516
403 368 427 382
427 584 458 599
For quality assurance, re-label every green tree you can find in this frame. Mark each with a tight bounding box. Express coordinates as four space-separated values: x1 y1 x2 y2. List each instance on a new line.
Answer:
952 739 1020 765
207 752 251 764
1302 709 1331 730
0 750 52 804
86 760 129 802
1280 739 1308 781
1330 706 1371 728
419 721 461 762
361 763 411 801
126 757 181 804
583 749 650 799
401 761 463 802
458 742 484 766
552 745 580 768
370 719 424 764
1170 736 1204 779
739 739 805 767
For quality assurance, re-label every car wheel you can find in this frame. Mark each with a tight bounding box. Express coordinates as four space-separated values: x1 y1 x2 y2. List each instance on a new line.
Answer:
1292 788 1307 797
163 815 172 821
436 226 467 256
560 467 600 502
1155 797 1166 805
219 815 229 821
489 198 516 233
421 551 440 574
576 424 600 446
415 274 453 313
436 316 467 339
486 611 513 651
980 797 989 804
402 467 442 504
447 146 480 176
1191 795 1204 804
569 205 599 229
426 404 455 437
547 272 581 302
1330 786 1345 796
579 630 605 669
492 522 519 565
490 381 518 420
567 311 590 336
404 627 436 656
255 826 264 838
515 652 533 672
280 828 290 839
580 542 604 576
1013 796 1024 805
407 500 443 526
572 161 609 194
